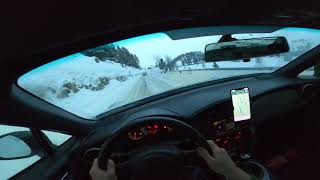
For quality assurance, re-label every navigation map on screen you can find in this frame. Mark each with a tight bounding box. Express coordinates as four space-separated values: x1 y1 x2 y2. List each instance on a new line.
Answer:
231 87 251 121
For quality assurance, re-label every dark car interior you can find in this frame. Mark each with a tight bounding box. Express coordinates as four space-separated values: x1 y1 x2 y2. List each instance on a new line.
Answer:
2 0 320 180
10 55 320 180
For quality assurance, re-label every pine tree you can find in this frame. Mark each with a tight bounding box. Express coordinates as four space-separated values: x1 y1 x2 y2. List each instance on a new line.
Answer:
81 44 141 68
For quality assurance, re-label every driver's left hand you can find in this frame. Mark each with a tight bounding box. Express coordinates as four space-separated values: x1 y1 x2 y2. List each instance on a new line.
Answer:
89 158 118 180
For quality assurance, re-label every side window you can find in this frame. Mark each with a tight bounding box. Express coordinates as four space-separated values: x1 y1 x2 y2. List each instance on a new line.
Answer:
299 64 320 79
0 125 44 179
42 130 71 146
0 125 72 179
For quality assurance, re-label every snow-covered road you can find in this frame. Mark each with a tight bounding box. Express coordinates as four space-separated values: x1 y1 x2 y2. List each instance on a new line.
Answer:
123 69 273 102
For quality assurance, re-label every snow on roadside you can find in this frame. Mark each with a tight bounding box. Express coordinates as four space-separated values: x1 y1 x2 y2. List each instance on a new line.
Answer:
18 53 143 119
176 56 289 71
54 76 141 119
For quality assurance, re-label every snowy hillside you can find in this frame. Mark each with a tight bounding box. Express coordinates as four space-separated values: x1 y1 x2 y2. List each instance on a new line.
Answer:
18 53 143 119
177 57 288 70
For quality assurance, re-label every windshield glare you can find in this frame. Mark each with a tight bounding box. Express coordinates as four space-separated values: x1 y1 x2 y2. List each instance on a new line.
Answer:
18 27 320 120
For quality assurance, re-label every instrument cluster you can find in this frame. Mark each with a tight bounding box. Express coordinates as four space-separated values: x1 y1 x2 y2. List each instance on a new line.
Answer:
127 123 174 141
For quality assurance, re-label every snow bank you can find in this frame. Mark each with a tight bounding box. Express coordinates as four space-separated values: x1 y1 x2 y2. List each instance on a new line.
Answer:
177 56 286 70
18 53 142 119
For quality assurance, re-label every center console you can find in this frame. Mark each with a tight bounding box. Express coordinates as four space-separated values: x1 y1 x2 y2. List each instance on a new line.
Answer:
192 100 254 158
191 87 272 179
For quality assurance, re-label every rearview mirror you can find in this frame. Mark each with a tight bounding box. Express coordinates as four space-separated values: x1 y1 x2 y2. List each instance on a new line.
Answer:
0 131 46 160
205 36 289 62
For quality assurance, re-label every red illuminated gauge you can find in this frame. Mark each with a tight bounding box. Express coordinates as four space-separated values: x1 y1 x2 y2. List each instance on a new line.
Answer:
128 130 144 140
146 124 160 135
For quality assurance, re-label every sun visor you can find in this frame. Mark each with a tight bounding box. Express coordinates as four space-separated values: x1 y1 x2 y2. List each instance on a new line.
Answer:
165 26 283 40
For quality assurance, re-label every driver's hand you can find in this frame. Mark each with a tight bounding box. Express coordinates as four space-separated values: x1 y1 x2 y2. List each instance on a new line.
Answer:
89 158 118 180
197 140 251 180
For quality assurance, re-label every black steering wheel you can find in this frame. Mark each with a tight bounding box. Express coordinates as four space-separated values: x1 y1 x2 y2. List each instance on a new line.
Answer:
97 116 213 180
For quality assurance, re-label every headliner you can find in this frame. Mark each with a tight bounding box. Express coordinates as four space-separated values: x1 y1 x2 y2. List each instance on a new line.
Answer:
1 0 320 62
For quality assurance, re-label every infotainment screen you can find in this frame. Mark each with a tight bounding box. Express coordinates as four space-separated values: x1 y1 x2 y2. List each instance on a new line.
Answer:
231 87 251 121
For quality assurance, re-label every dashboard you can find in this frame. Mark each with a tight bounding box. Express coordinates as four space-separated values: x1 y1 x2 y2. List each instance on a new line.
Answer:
65 76 320 180
90 77 320 166
78 76 320 177
123 99 254 159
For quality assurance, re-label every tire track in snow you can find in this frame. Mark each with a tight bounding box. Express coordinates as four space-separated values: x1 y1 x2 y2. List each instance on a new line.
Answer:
126 76 151 102
144 75 174 93
126 75 174 102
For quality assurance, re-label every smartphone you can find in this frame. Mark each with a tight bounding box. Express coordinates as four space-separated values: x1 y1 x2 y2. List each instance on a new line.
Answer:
231 87 251 122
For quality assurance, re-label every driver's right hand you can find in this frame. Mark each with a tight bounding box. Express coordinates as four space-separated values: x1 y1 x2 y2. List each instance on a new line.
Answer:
89 158 118 180
197 140 252 180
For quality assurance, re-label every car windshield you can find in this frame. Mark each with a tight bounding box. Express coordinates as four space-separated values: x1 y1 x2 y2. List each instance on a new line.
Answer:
18 27 320 120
